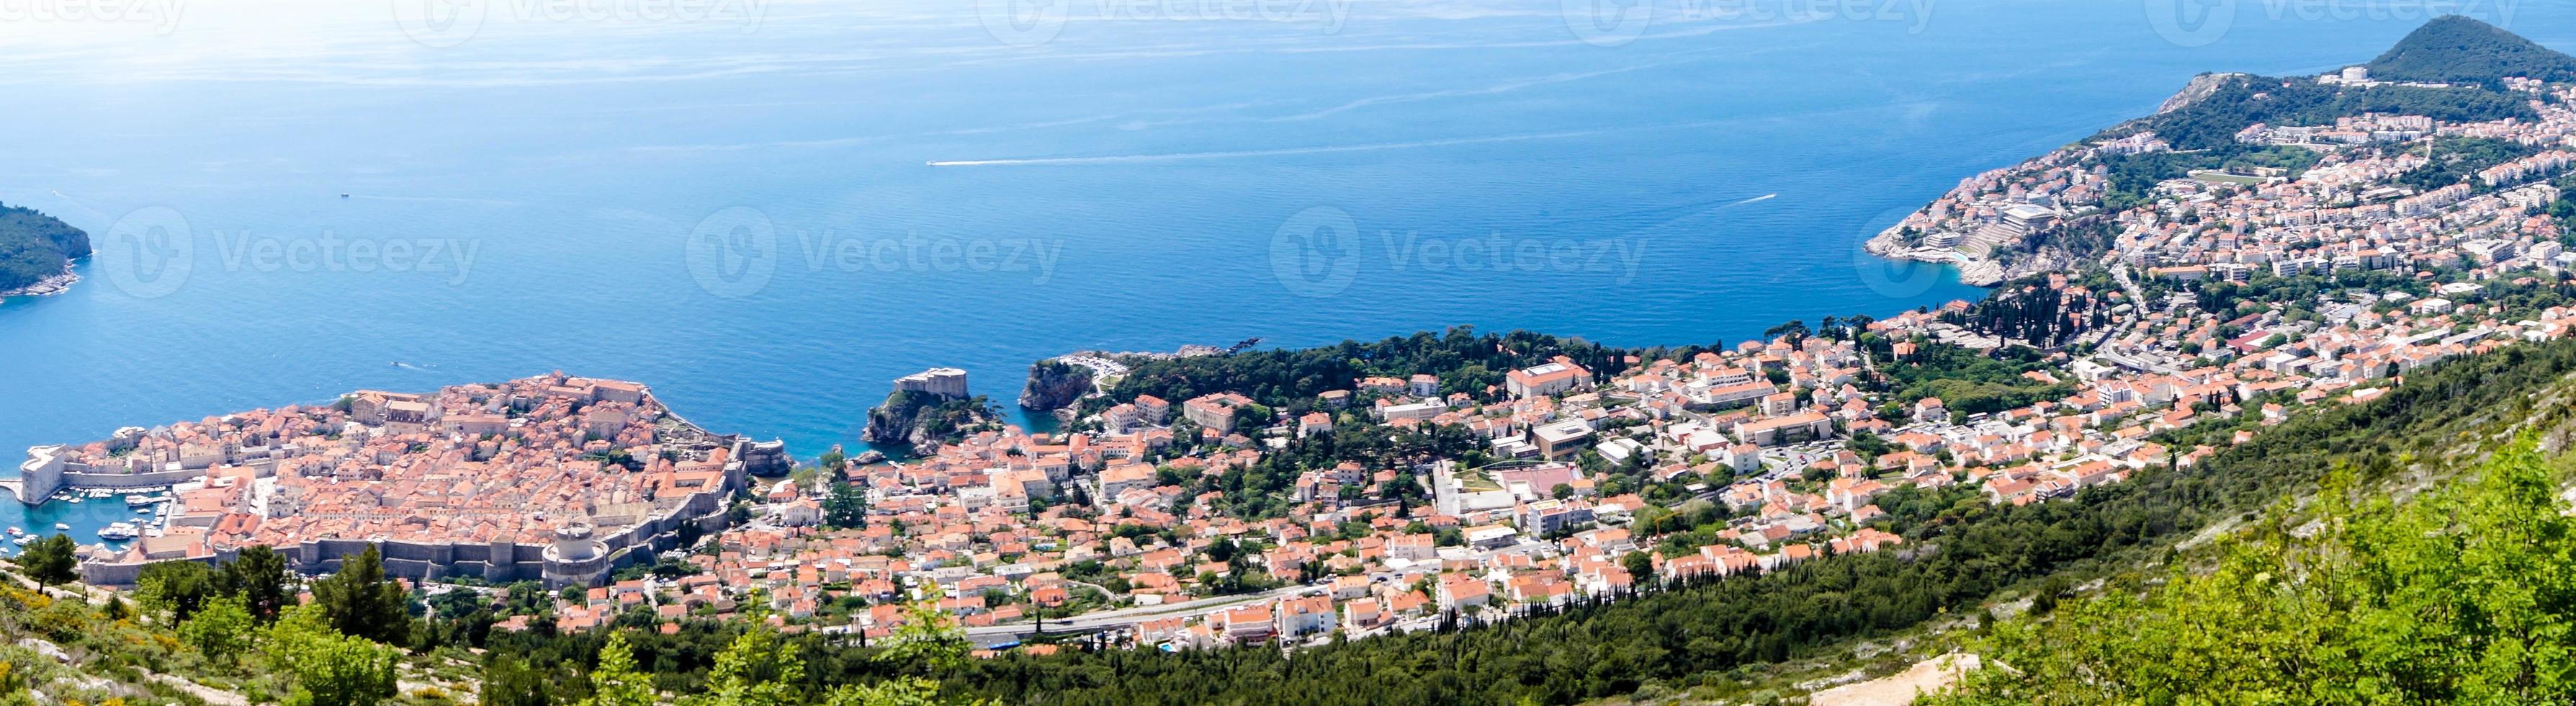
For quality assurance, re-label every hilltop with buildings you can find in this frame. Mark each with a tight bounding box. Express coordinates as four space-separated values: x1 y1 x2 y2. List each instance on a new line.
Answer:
1866 17 2567 286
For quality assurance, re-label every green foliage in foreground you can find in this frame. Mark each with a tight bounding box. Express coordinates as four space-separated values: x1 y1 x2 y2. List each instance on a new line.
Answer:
267 605 403 706
621 605 990 706
1936 435 2576 704
16 534 76 586
0 541 420 706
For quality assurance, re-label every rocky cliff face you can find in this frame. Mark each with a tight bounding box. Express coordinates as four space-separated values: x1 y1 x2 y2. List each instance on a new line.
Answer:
859 390 999 449
1017 359 1094 411
859 390 935 447
2155 72 2243 115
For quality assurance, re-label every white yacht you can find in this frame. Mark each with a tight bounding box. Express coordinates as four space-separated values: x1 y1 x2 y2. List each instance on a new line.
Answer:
98 522 140 540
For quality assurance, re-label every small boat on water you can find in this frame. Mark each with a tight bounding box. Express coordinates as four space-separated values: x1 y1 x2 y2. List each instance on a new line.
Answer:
98 522 140 540
53 522 70 531
5 527 20 536
126 494 157 506
12 535 32 546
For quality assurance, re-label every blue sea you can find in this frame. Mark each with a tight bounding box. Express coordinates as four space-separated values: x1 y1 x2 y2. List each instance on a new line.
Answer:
3 0 2570 541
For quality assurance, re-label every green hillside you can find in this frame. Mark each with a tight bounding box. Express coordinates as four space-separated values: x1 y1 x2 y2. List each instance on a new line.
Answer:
2366 14 2576 84
2093 17 2571 153
1931 433 2576 704
0 204 89 293
2121 75 2534 150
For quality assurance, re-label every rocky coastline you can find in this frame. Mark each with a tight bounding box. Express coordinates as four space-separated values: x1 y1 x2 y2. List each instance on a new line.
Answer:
1859 231 2011 286
1016 358 1094 411
0 268 77 299
1858 73 2235 289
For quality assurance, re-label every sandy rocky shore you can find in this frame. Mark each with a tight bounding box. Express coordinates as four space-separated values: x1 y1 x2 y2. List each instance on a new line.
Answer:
0 269 78 298
1861 231 2012 286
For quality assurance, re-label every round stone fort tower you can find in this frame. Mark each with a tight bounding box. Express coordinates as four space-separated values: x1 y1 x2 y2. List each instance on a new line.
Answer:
541 522 613 587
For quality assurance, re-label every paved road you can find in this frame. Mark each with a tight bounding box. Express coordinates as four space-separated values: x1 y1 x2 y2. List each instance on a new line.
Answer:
2098 265 2183 375
961 583 1326 640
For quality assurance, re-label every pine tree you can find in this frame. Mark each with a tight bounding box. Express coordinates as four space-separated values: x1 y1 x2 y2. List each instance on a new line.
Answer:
224 545 295 623
309 545 411 644
824 468 869 530
17 533 77 586
579 633 658 706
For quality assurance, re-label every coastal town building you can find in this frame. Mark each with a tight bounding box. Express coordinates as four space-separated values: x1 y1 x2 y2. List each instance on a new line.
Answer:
30 375 766 588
